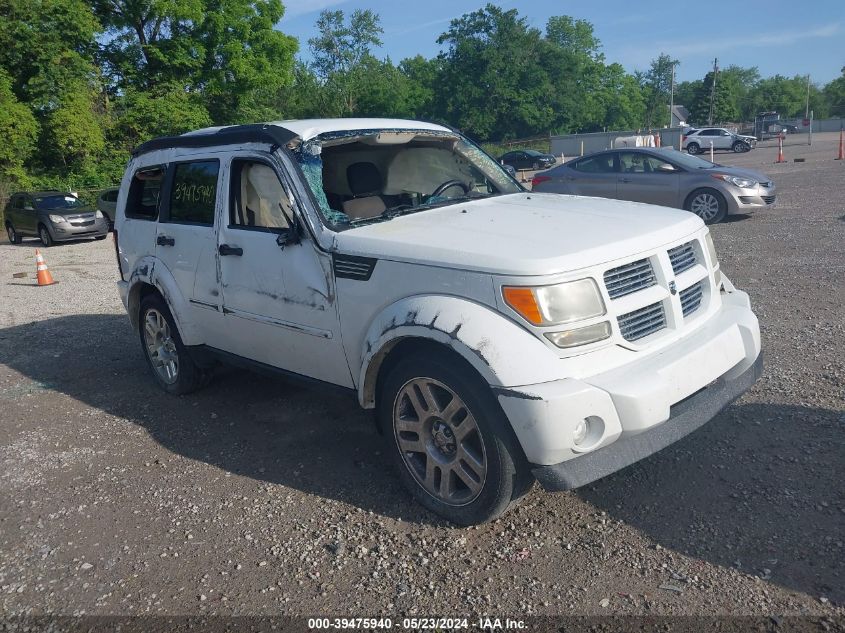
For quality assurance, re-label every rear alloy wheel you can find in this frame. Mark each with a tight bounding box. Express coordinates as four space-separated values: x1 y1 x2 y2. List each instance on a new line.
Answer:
686 188 727 224
139 294 209 395
38 225 53 247
6 223 21 244
379 351 532 525
686 142 701 155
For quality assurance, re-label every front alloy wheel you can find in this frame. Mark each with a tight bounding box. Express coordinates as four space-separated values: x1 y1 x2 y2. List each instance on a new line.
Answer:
393 377 487 506
687 189 727 224
379 351 532 525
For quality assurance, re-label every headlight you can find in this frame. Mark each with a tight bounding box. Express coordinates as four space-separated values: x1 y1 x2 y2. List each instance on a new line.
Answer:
713 174 757 188
48 214 67 223
502 279 605 326
95 210 104 218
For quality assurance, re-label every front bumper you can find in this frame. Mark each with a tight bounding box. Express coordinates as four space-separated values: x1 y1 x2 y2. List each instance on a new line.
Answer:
532 352 762 490
50 218 109 240
725 187 776 213
496 289 761 485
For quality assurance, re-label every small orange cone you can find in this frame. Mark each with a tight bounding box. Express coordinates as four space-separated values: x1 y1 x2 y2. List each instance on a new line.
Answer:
775 134 786 163
35 249 56 286
836 129 844 160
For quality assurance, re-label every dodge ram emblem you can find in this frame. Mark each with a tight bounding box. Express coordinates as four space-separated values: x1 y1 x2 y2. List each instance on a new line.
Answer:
669 280 677 295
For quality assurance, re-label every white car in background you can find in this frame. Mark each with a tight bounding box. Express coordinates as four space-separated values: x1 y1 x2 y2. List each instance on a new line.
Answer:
683 128 757 154
114 118 762 525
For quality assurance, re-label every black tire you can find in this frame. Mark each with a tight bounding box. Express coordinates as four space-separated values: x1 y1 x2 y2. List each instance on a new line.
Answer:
6 223 22 244
378 350 532 525
685 188 727 225
139 293 209 395
732 141 749 153
38 224 54 247
686 142 701 155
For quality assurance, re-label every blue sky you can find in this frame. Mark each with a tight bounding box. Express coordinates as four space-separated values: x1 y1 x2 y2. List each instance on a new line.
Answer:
278 0 845 86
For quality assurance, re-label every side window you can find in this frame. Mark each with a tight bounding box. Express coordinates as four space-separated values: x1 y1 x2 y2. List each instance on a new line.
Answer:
230 160 292 231
574 155 615 173
13 196 24 209
105 190 118 202
642 156 675 172
126 166 164 220
167 160 220 225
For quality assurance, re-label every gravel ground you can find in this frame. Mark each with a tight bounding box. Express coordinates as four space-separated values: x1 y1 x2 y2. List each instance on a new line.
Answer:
0 134 843 627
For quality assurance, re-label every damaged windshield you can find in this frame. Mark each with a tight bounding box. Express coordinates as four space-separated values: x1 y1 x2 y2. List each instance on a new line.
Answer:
293 129 521 229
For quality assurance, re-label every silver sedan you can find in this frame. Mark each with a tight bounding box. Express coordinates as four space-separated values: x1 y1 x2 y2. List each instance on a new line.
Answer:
531 148 776 224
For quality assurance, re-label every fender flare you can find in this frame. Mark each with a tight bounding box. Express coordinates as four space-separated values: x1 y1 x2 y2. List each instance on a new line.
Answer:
357 295 564 408
125 256 202 345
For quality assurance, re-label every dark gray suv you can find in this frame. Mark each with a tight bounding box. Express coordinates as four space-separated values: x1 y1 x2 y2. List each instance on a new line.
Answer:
4 191 109 246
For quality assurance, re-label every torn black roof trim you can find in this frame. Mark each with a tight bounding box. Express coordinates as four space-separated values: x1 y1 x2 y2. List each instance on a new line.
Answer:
131 124 299 157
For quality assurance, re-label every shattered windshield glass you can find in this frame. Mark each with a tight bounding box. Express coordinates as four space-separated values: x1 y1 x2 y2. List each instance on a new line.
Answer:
292 129 521 230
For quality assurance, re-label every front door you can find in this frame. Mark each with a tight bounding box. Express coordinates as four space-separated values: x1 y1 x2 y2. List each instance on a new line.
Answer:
215 156 352 388
616 152 681 207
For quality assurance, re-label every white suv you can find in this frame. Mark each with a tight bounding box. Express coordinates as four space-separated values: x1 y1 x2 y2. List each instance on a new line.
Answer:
115 118 762 525
683 128 757 154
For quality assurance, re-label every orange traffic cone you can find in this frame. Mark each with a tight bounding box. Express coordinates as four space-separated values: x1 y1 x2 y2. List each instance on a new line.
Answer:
35 249 56 286
836 129 844 160
775 134 786 163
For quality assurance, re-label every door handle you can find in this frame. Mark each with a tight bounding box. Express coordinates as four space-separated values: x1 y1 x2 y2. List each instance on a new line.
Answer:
156 235 175 247
218 244 243 257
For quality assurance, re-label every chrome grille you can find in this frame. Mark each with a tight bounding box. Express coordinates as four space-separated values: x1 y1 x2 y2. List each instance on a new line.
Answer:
603 258 656 299
617 302 666 341
668 241 696 275
680 282 704 317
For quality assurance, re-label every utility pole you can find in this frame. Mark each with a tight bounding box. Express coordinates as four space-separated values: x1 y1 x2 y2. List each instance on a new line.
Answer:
669 62 677 128
805 74 811 119
707 57 718 126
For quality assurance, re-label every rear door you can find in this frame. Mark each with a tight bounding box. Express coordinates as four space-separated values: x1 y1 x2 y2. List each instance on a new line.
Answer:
616 152 681 207
19 195 37 234
155 157 223 320
566 153 618 198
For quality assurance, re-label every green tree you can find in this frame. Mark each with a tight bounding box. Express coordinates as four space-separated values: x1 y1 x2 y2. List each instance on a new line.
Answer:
307 9 384 116
113 85 212 150
45 83 106 169
93 0 297 123
639 53 679 128
0 69 39 182
823 67 845 117
434 5 558 139
689 71 736 125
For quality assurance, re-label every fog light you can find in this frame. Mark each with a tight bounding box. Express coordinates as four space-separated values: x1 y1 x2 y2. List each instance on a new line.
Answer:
572 416 605 450
573 420 589 445
545 321 611 349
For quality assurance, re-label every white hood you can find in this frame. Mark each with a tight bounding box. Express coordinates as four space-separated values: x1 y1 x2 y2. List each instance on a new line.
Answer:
334 193 703 276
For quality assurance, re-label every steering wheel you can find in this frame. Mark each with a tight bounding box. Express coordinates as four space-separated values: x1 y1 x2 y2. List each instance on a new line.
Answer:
429 179 469 199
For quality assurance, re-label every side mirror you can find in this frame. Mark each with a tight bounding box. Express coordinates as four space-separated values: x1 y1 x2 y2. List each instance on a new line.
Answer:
657 163 676 173
24 205 35 211
275 202 302 250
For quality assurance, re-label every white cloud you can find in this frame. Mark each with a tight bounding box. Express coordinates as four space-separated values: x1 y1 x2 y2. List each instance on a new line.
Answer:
655 22 841 58
282 0 350 20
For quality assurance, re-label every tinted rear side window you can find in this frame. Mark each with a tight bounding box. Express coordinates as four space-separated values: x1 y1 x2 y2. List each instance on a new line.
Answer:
126 167 164 220
574 155 615 173
168 161 219 225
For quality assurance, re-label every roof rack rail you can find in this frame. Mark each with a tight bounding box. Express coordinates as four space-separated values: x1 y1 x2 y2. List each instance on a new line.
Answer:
131 123 298 157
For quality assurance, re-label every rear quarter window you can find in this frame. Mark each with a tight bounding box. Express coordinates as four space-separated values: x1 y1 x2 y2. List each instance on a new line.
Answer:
125 167 164 220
